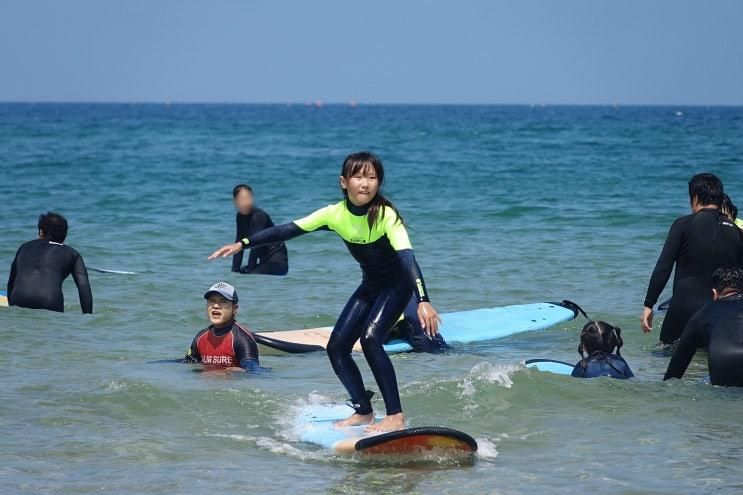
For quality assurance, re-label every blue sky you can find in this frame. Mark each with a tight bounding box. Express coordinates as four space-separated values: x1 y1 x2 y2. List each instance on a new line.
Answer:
1 0 741 104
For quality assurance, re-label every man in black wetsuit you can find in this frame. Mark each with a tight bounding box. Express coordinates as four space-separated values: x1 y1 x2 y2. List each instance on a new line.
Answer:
231 184 289 276
641 174 743 344
664 267 743 386
7 212 93 313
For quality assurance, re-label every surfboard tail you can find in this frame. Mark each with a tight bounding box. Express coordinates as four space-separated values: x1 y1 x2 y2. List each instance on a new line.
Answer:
549 300 588 320
657 298 671 312
352 427 478 455
88 268 137 274
525 358 575 375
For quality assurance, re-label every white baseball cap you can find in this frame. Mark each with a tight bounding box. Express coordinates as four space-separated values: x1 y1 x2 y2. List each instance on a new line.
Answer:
204 282 238 304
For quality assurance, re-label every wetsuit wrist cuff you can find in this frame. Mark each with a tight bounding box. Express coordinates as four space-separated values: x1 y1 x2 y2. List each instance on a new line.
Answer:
643 299 655 309
240 357 259 371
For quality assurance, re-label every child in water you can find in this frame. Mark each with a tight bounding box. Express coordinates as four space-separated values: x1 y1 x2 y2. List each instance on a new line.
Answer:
184 282 260 372
210 152 441 432
571 321 634 379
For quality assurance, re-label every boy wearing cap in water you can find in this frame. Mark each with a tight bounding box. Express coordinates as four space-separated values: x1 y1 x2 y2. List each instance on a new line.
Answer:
184 282 260 371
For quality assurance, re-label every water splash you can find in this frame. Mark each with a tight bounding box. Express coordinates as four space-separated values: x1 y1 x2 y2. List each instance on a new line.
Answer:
475 437 499 460
458 361 517 398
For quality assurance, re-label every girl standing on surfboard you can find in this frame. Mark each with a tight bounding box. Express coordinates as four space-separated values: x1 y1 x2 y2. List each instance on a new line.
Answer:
209 152 441 432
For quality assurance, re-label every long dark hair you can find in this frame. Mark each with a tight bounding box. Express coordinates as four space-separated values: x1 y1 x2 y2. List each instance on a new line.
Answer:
577 320 623 368
341 152 404 230
721 193 738 221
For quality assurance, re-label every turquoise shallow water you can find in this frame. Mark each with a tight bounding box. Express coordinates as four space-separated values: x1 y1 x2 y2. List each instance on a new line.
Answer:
2 103 743 494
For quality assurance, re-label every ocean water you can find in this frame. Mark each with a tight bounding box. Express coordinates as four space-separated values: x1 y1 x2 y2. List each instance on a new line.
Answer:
1 103 743 494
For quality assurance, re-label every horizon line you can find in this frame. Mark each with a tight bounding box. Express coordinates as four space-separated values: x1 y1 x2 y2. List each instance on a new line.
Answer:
1 100 742 108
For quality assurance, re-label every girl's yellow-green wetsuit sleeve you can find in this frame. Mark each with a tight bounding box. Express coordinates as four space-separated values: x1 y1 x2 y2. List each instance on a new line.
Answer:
241 201 430 302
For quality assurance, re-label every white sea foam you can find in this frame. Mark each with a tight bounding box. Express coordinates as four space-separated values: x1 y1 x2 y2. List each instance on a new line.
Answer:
207 433 329 462
475 437 499 460
100 379 129 392
277 391 342 442
458 361 517 398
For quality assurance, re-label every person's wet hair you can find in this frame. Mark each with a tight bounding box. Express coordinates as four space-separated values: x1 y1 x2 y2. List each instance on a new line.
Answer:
688 173 724 207
711 266 743 293
340 151 405 230
232 184 253 198
721 194 738 221
577 320 624 368
38 212 68 243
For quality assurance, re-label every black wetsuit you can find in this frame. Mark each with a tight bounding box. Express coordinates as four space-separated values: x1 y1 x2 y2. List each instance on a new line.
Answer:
239 199 430 415
231 208 289 276
664 294 743 386
571 352 634 379
644 208 743 343
7 239 93 313
386 296 449 353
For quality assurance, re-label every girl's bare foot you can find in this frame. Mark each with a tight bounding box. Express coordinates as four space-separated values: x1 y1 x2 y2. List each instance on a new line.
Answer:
365 412 405 433
335 412 374 428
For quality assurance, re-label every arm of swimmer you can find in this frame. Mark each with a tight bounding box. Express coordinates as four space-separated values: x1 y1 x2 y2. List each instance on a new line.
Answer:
209 222 308 260
72 254 93 314
663 312 702 380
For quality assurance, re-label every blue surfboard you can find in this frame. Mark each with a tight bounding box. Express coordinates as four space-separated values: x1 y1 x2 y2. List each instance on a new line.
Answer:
525 358 575 375
295 404 477 455
0 290 7 307
257 300 582 354
386 300 580 353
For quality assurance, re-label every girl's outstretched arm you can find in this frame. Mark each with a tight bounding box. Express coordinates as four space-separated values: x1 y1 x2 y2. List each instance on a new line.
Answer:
210 205 333 260
209 222 308 260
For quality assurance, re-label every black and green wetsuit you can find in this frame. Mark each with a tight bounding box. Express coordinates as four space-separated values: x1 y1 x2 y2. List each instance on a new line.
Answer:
240 199 430 415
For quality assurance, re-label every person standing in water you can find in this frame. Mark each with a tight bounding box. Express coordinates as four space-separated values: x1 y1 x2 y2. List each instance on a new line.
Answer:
209 152 441 432
664 266 743 386
231 184 289 276
641 173 743 344
7 212 93 313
